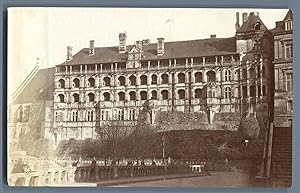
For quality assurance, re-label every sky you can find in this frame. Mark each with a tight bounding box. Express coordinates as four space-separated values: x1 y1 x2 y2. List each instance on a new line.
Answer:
7 7 288 96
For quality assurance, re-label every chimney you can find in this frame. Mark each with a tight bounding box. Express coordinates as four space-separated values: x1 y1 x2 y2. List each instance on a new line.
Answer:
250 12 259 16
157 38 165 56
135 40 143 51
89 40 95 55
66 46 72 61
119 32 127 53
210 34 216 38
235 12 240 30
242 12 248 24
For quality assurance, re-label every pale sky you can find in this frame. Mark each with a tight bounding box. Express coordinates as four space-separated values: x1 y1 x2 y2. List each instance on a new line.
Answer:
8 7 288 96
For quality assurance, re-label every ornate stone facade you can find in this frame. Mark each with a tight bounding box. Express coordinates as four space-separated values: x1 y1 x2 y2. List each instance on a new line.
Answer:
52 12 274 141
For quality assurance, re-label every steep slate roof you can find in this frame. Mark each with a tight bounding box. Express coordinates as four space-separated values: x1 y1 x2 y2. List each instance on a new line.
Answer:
237 12 268 33
57 37 237 66
271 9 293 35
12 67 55 104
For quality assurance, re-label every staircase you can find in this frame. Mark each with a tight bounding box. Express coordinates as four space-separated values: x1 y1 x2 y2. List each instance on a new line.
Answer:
270 126 292 187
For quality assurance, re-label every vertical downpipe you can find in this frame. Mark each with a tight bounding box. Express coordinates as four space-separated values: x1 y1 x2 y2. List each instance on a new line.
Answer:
172 73 175 112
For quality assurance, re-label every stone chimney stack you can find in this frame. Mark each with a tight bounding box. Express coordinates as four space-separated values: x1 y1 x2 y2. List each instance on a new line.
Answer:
135 40 143 51
235 12 240 30
157 38 165 56
119 32 127 53
66 46 72 61
89 40 95 55
242 12 248 24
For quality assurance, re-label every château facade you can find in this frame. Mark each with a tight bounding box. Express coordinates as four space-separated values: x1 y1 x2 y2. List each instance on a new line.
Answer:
52 11 274 141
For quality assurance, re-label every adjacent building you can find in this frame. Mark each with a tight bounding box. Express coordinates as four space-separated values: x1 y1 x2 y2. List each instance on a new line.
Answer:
272 10 293 127
53 11 273 141
8 66 55 154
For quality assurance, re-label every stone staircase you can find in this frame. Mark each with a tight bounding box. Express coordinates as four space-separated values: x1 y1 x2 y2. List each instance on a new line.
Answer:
270 126 292 187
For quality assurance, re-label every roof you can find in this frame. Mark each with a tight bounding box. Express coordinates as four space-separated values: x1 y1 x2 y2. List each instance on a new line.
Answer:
237 12 268 33
57 37 237 66
271 9 293 35
12 67 55 104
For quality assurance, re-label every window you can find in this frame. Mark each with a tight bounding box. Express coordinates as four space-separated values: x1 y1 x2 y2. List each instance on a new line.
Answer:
118 92 125 101
129 75 136 85
287 100 293 112
242 86 247 97
59 79 65 88
285 44 293 58
101 110 105 120
249 68 255 79
118 110 124 120
178 90 185 99
285 20 293 31
88 77 95 87
129 91 136 101
55 112 59 121
140 75 147 85
195 89 202 99
87 111 94 121
73 78 80 88
207 89 215 98
58 94 65 102
103 77 111 86
23 105 30 122
140 91 147 100
118 76 125 86
73 93 80 102
254 22 261 30
195 72 203 82
161 90 168 100
207 71 216 82
262 85 266 96
151 90 157 99
103 92 110 101
151 74 157 85
72 111 78 122
224 87 231 98
88 93 95 102
105 111 110 120
178 73 185 83
250 85 256 97
129 109 136 120
286 73 293 91
224 70 231 81
161 74 169 84
16 106 23 122
242 69 247 80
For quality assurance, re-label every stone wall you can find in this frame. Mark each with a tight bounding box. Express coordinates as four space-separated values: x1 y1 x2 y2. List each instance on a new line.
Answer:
156 111 241 132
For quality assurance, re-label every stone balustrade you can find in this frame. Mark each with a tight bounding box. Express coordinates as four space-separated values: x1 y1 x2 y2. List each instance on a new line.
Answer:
74 163 192 182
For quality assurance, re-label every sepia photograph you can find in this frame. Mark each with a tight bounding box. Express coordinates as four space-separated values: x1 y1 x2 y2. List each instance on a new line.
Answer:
7 7 293 188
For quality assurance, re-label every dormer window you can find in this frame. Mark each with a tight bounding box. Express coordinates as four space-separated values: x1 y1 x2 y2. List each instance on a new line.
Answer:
285 19 293 31
253 22 261 30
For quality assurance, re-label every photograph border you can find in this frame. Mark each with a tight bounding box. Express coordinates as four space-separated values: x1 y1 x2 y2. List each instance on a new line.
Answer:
1 0 299 193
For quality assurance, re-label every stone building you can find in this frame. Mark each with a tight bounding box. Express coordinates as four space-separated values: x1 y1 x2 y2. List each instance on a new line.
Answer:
52 11 273 141
8 66 56 153
272 10 293 127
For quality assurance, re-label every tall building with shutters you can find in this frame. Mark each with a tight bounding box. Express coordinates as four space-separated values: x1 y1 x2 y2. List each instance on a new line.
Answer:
272 10 293 127
52 11 273 141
